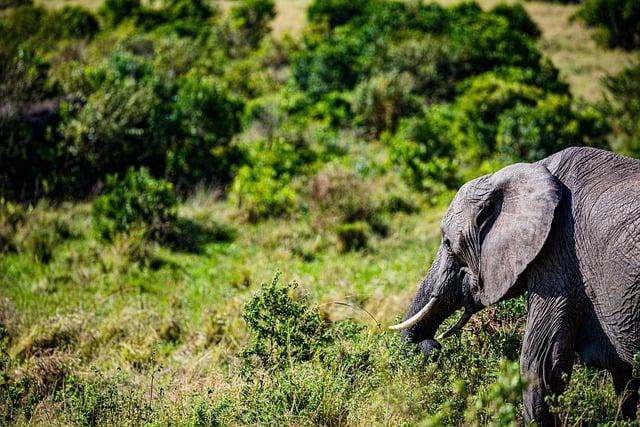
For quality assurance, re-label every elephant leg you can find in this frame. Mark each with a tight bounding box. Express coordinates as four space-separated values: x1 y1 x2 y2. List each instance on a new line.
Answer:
521 293 576 425
612 368 639 420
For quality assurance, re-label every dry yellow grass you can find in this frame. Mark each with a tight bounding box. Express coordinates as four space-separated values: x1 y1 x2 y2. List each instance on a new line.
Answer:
37 0 636 100
38 0 104 9
525 2 634 101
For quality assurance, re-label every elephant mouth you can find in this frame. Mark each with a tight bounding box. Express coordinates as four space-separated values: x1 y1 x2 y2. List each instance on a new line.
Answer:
417 338 441 355
393 297 473 356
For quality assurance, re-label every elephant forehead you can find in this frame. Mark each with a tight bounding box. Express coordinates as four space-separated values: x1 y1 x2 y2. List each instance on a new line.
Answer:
442 176 491 232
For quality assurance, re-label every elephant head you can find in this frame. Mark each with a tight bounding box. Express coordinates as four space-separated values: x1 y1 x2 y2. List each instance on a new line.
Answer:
391 163 562 354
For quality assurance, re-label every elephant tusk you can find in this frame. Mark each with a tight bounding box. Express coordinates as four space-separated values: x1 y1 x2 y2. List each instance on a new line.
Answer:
437 310 472 340
389 298 439 330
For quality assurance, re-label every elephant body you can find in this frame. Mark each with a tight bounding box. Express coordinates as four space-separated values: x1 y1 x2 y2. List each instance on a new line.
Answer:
393 147 640 424
542 148 640 368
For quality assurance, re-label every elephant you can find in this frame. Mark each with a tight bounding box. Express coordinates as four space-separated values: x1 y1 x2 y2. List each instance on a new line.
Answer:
390 147 640 424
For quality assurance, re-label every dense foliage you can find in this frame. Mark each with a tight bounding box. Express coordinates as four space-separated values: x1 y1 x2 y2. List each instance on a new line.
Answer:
577 0 640 50
0 0 638 424
92 168 178 240
0 0 617 204
603 63 640 157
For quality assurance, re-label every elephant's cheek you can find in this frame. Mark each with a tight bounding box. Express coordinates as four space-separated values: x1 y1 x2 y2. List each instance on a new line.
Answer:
418 339 441 357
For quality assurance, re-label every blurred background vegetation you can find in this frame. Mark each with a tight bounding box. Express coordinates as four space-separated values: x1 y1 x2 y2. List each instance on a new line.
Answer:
0 0 639 424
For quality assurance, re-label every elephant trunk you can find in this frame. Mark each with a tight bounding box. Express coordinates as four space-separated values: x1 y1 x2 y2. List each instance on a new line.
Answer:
396 276 459 355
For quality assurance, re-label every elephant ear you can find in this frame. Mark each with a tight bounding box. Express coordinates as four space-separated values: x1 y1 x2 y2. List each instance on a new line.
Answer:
477 163 561 306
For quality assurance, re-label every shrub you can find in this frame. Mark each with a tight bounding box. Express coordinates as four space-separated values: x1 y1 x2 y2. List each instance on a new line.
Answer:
603 63 640 157
60 64 168 193
0 200 25 253
547 365 619 424
291 32 363 100
456 73 544 153
448 8 541 75
380 36 462 103
335 221 368 252
242 274 327 370
98 0 141 28
307 0 370 28
577 0 640 50
490 3 541 39
92 168 177 240
352 72 418 137
0 4 47 48
486 62 569 95
231 164 298 222
169 75 243 188
306 91 353 128
162 0 213 23
148 0 216 37
45 6 99 40
387 105 460 196
230 0 276 50
230 128 318 221
496 94 610 162
463 360 527 424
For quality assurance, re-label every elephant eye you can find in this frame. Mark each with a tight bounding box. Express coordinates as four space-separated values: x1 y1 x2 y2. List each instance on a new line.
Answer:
443 237 452 249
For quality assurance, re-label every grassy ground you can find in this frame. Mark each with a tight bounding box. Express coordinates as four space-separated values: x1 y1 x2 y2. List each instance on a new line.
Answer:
0 139 627 425
0 181 623 425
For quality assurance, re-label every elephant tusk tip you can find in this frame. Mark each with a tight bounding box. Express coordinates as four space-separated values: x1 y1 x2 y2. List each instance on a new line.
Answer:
388 323 405 331
437 310 473 340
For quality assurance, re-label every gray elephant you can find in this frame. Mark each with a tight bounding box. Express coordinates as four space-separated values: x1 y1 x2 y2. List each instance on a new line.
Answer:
390 147 640 424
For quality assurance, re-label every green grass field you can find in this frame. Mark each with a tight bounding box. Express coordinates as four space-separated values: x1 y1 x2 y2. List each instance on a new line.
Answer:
1 176 624 425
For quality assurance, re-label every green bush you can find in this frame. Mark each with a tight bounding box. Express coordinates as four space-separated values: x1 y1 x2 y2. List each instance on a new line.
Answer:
456 73 544 154
0 200 25 253
59 52 170 193
230 0 276 50
547 365 619 424
448 6 541 75
61 78 167 193
147 0 216 37
490 3 541 39
45 6 99 40
92 168 177 240
577 0 640 50
306 91 353 128
230 128 319 222
242 274 327 370
307 0 370 28
98 0 141 28
387 105 460 196
335 222 369 252
496 94 610 162
0 4 47 48
230 163 298 222
291 32 363 101
603 63 640 157
352 72 418 137
379 36 462 103
169 75 243 188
